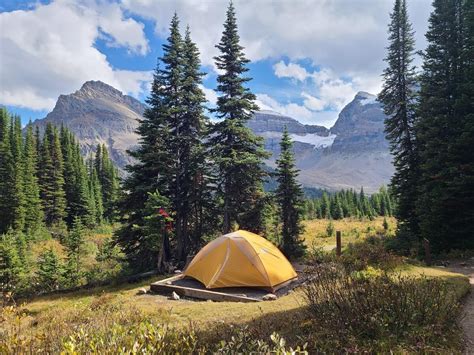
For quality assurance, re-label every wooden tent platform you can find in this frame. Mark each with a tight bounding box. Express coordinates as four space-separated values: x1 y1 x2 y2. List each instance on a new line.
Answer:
150 274 298 302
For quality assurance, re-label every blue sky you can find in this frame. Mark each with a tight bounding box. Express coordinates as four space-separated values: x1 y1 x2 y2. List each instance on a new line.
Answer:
0 0 432 127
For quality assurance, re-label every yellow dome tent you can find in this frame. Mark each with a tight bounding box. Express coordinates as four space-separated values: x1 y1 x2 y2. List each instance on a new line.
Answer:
184 230 297 291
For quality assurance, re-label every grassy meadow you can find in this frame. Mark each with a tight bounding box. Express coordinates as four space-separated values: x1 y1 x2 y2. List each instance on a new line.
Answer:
1 217 471 353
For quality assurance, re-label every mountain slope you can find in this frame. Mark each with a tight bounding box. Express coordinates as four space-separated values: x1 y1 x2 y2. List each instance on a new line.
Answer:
252 92 393 193
30 81 393 192
30 81 145 170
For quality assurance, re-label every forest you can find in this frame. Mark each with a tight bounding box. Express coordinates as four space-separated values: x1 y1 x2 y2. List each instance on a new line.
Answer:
1 0 474 353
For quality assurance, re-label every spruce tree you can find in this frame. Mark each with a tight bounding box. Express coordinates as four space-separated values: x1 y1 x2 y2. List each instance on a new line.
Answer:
39 123 66 226
36 248 63 292
22 124 44 233
116 14 184 270
175 26 210 257
416 0 466 251
0 232 23 290
446 0 474 249
378 0 418 241
274 128 305 258
0 109 16 233
210 2 269 233
10 116 26 231
64 217 85 287
95 144 119 222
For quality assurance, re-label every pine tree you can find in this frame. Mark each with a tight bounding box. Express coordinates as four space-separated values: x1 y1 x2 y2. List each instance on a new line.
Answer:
94 144 119 222
39 124 66 226
416 0 466 251
0 232 23 290
116 14 184 270
210 2 269 233
274 128 305 258
171 26 209 260
0 109 16 233
445 0 474 249
378 0 419 239
36 248 63 292
64 217 85 287
10 116 26 231
22 124 44 233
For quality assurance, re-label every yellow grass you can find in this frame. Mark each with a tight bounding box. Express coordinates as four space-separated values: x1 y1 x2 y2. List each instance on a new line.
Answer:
302 216 397 250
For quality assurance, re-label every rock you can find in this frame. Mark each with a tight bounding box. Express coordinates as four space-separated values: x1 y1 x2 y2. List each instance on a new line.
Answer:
137 288 147 295
170 291 180 300
165 281 172 285
262 294 277 301
174 270 182 274
30 80 145 175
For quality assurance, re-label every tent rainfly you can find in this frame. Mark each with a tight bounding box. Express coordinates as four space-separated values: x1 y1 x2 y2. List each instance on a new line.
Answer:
184 230 297 291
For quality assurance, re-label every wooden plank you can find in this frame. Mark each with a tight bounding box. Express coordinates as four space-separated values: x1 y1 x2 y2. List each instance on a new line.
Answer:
150 275 261 302
273 277 298 292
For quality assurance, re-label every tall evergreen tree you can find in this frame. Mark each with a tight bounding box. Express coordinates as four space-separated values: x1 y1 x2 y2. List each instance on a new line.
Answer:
22 124 44 233
0 109 16 233
210 2 268 233
174 26 210 258
10 116 26 231
274 128 305 258
447 0 474 248
378 0 418 239
39 123 66 226
416 0 466 251
94 144 119 221
116 14 184 270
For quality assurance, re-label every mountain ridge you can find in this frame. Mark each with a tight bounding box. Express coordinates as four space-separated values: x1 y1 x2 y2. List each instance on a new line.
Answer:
30 81 393 192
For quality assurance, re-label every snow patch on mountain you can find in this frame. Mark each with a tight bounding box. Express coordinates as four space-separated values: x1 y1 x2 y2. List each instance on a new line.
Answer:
290 133 337 148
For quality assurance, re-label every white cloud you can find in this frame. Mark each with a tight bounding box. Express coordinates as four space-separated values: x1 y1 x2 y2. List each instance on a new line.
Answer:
123 0 430 76
200 85 218 106
274 61 309 82
0 0 150 111
256 93 338 128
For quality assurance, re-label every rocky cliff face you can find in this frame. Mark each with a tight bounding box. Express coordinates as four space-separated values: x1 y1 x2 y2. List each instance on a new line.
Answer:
30 81 145 170
253 92 393 193
30 82 393 192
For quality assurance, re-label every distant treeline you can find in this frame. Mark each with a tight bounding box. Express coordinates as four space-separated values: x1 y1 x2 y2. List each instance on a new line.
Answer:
0 109 119 235
303 187 394 220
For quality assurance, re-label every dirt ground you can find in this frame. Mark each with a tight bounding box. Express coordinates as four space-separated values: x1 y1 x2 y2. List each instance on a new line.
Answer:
447 260 474 354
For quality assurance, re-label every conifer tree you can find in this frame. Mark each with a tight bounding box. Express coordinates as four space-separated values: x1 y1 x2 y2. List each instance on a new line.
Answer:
94 144 119 221
10 116 26 231
64 217 85 287
274 128 305 258
22 124 44 233
0 110 16 233
36 248 63 292
416 0 466 250
175 26 210 257
39 123 66 226
0 232 23 290
210 2 269 233
116 14 184 269
445 0 474 249
378 0 419 239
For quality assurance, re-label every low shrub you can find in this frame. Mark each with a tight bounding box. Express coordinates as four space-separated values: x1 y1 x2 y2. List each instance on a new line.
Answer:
303 263 462 352
342 234 404 271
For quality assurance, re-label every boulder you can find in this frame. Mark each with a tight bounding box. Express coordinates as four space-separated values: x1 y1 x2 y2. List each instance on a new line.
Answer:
170 291 180 300
262 293 277 301
137 288 147 295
